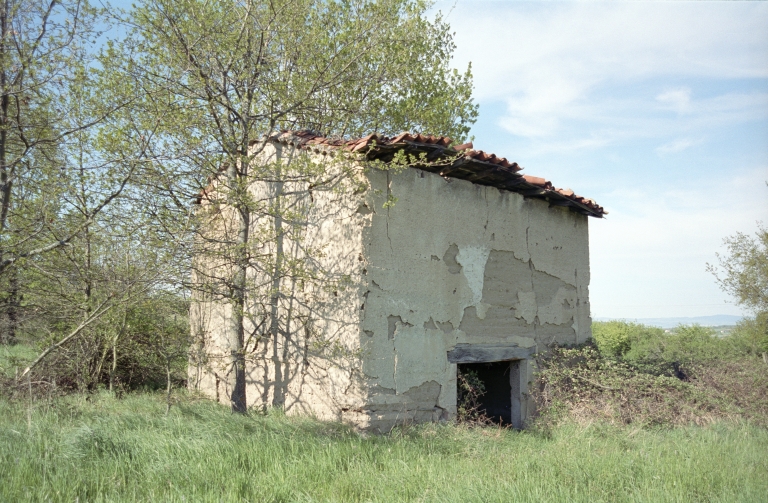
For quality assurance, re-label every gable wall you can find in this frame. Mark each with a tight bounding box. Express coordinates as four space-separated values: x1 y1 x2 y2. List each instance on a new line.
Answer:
357 166 591 431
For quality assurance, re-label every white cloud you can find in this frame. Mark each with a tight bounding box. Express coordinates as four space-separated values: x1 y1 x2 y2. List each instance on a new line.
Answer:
435 1 768 140
442 2 768 98
655 137 703 156
656 88 692 114
523 135 613 156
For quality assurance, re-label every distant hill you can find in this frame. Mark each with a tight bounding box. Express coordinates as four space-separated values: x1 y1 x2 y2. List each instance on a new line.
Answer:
593 315 743 329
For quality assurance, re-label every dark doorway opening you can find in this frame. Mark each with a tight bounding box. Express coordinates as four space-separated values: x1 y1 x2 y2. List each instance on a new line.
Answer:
458 361 512 425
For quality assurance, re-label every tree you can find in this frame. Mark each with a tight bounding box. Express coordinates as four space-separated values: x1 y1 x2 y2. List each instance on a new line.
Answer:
0 0 141 345
119 0 477 412
708 223 768 360
708 223 768 315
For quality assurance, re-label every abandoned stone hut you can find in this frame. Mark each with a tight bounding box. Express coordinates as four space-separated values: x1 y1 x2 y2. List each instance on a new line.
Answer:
189 131 605 431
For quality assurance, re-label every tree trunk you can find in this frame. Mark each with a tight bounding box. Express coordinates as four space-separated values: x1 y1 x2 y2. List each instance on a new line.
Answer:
165 355 172 415
225 160 248 413
0 0 13 346
1 268 17 344
270 180 284 407
109 334 118 393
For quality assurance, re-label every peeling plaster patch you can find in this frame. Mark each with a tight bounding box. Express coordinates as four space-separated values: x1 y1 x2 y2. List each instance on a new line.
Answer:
435 320 454 334
538 287 577 326
369 385 396 395
430 255 440 261
356 203 373 214
393 326 447 393
387 315 412 340
516 291 537 324
364 330 374 338
456 246 491 311
442 244 462 274
510 336 537 348
402 380 441 406
423 318 438 330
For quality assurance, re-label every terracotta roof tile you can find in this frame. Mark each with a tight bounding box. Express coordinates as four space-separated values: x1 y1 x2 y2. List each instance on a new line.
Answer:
454 141 473 151
522 175 550 188
255 130 606 217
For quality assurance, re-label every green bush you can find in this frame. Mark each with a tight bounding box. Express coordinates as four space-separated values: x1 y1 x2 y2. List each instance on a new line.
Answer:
592 321 743 376
3 294 191 398
591 321 663 359
727 312 768 357
625 324 721 375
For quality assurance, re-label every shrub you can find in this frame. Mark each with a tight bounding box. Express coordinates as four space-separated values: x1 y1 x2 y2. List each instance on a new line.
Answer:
456 368 487 424
532 342 768 428
623 324 721 376
2 294 191 400
591 321 760 377
591 321 641 358
727 312 768 358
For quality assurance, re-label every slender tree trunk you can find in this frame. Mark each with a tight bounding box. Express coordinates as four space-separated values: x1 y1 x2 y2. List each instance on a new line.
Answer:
0 0 9 236
80 148 92 318
109 340 118 392
270 180 284 407
94 342 109 384
226 158 248 413
0 0 13 346
2 268 17 344
165 355 172 415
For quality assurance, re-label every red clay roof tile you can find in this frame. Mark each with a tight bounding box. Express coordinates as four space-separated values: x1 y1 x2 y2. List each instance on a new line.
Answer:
260 130 605 217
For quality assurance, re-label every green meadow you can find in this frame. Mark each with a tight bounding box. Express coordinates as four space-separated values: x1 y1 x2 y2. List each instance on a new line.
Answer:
1 391 767 503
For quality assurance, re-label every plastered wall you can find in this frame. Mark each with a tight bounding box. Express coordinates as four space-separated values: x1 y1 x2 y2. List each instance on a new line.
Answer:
190 142 592 431
357 166 591 431
190 140 370 421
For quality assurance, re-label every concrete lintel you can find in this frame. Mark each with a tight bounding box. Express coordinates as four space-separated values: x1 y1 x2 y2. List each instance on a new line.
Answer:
446 344 535 364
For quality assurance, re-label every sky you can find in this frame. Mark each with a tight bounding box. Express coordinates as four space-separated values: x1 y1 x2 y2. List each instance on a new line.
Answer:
432 0 768 320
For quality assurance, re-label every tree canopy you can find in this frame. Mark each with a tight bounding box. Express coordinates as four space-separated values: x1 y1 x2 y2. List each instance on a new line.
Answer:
708 224 768 315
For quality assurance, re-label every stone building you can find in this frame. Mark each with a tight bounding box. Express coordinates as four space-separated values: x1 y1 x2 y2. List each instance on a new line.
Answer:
189 131 605 431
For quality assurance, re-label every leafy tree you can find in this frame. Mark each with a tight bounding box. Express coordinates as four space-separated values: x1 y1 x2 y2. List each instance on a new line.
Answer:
0 1 140 345
117 0 478 412
707 224 768 315
708 222 768 360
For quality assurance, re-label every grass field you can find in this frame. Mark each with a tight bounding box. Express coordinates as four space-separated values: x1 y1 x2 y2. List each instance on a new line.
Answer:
1 392 767 502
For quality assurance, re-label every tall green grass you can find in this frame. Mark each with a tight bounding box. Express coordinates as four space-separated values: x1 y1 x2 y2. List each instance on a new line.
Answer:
1 392 767 502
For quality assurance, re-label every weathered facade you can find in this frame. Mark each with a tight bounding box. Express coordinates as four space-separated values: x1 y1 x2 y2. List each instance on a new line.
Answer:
189 132 604 432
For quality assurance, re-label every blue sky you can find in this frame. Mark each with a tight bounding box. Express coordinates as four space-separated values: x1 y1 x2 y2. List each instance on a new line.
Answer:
102 0 765 319
433 0 768 319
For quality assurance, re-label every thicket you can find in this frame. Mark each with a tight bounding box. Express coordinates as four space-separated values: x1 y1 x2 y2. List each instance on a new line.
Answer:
533 320 768 428
1 296 190 397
